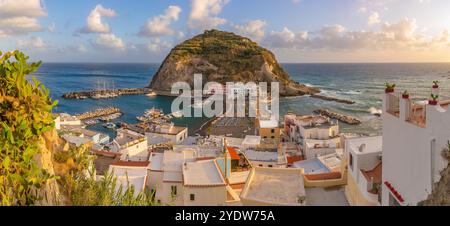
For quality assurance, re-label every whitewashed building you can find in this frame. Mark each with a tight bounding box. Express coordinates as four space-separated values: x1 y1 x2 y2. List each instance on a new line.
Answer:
108 129 149 162
382 91 450 206
344 136 382 206
108 161 150 197
284 114 341 159
240 167 306 206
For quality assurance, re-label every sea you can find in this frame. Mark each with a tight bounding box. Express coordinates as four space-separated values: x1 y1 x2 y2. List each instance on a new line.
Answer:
33 63 450 138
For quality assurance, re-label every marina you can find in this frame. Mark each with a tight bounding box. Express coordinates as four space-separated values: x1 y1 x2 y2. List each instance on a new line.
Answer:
75 107 123 123
62 87 153 99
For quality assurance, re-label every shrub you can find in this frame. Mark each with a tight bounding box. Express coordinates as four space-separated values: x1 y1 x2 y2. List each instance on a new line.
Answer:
0 50 58 206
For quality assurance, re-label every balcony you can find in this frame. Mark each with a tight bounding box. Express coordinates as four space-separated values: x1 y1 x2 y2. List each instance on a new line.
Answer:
406 98 450 128
385 90 450 128
386 93 400 117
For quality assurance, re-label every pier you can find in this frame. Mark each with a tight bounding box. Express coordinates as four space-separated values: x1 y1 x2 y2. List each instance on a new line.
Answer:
75 107 122 120
62 88 153 99
311 94 355 104
314 109 361 125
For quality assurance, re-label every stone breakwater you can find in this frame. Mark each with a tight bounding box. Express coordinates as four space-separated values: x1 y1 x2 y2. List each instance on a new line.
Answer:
75 107 122 120
311 94 355 104
314 109 361 125
62 88 152 99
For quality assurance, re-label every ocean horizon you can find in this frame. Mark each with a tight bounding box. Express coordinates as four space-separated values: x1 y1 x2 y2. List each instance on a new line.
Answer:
33 62 450 137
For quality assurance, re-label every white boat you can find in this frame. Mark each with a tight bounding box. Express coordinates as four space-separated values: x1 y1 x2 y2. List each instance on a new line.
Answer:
146 92 157 97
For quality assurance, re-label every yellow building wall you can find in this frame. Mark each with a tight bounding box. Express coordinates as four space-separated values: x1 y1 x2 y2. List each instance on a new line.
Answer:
259 127 280 139
345 172 378 206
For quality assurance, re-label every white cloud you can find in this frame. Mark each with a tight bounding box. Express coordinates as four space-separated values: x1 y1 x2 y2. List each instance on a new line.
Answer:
139 5 182 37
93 33 125 51
17 36 48 50
188 0 229 30
80 4 117 34
146 38 172 53
358 7 368 13
0 0 46 37
0 0 47 18
234 20 266 41
264 18 449 51
48 22 56 32
368 12 381 25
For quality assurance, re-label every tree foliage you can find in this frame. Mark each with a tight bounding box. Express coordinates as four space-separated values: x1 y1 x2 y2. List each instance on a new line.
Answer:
0 50 58 206
56 144 156 206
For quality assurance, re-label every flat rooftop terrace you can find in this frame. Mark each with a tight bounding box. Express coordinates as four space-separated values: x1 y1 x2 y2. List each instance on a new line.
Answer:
305 187 349 206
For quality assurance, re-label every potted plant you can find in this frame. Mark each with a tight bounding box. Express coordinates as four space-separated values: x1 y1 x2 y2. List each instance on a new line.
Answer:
385 82 396 93
433 81 440 89
402 90 410 99
429 94 439 105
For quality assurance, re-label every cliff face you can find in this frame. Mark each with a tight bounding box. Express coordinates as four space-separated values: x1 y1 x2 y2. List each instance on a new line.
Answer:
149 30 319 96
419 148 450 206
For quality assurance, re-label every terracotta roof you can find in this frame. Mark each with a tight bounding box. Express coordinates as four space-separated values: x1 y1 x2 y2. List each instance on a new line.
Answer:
227 147 240 160
361 162 382 184
110 161 150 167
287 156 304 164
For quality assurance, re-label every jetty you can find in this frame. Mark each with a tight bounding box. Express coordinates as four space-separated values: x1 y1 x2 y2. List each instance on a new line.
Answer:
75 107 122 120
62 88 152 99
314 109 361 125
311 94 355 104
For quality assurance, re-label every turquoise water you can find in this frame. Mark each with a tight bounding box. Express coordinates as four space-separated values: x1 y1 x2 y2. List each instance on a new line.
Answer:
34 63 450 136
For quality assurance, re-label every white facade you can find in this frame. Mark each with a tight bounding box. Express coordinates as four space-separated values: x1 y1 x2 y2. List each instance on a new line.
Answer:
148 148 235 206
284 115 341 160
345 136 382 206
108 163 149 197
145 124 188 146
59 113 82 126
303 138 342 159
113 129 149 161
382 93 449 206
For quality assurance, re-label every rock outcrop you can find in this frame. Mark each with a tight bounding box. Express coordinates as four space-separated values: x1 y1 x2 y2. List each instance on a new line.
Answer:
149 29 319 97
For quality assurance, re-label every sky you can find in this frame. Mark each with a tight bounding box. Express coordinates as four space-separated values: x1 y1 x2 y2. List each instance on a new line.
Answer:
1 0 450 63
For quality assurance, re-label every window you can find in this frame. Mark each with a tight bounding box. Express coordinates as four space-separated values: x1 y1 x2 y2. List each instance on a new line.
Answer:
349 154 354 171
271 136 275 139
268 165 273 168
190 194 195 201
259 164 263 167
271 129 275 133
171 186 177 196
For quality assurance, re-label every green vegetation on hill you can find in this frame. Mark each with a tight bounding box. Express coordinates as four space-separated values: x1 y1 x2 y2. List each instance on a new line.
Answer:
150 29 318 96
170 29 290 82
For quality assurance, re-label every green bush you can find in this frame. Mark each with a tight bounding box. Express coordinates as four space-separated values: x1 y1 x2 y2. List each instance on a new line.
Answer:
0 50 58 206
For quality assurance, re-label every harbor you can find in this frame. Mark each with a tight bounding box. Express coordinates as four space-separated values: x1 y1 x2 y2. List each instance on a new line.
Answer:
311 94 356 104
314 108 362 125
62 88 154 99
75 107 122 121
